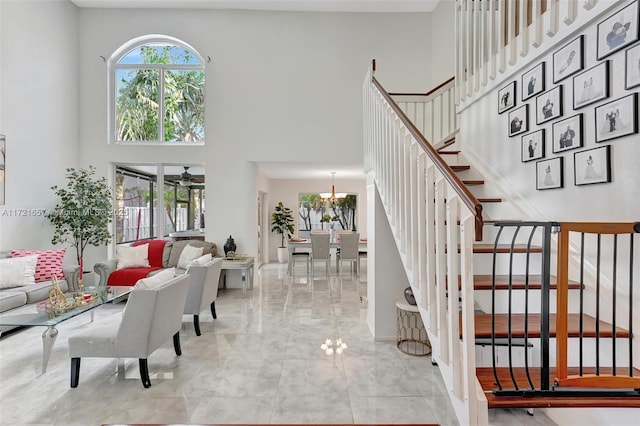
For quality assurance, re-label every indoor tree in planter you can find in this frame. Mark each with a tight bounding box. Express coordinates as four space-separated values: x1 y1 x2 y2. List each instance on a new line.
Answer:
46 166 113 285
271 201 294 264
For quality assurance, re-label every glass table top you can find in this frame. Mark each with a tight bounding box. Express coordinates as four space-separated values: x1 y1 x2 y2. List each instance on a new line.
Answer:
0 286 131 327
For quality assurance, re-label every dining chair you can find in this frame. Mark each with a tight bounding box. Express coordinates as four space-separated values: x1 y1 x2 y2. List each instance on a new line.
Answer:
310 232 331 279
290 248 310 277
336 232 360 276
288 236 310 276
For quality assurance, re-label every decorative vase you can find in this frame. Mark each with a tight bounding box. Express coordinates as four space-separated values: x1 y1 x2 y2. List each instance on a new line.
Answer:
404 286 416 305
224 235 237 256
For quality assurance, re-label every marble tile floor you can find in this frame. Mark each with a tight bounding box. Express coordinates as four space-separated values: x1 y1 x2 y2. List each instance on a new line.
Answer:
0 262 557 426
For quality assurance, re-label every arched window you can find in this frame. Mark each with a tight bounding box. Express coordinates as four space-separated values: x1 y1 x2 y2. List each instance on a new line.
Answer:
109 35 205 144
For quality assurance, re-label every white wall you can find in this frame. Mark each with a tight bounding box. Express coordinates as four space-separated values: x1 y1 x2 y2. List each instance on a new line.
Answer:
76 8 433 263
459 1 639 223
265 176 366 262
0 0 79 258
430 0 456 85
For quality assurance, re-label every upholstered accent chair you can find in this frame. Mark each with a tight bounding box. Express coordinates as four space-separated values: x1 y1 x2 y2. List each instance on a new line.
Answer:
181 257 223 336
68 274 190 388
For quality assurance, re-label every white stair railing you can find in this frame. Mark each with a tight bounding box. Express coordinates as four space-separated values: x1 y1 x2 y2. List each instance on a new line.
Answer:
364 62 488 426
456 0 615 104
389 77 458 146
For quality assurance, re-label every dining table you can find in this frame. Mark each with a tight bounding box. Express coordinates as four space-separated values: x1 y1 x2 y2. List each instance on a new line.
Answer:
287 237 367 275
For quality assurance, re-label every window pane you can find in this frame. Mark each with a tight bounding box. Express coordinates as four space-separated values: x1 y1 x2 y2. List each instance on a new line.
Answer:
164 70 205 142
115 171 156 243
115 68 159 141
119 44 203 65
297 194 357 237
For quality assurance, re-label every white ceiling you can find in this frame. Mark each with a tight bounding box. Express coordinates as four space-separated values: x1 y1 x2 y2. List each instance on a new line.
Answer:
70 0 441 13
71 0 436 179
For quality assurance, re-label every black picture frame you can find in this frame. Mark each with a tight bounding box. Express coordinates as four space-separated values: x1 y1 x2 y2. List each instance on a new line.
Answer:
595 93 639 143
521 129 545 163
574 145 612 186
536 85 563 124
625 42 640 89
552 114 583 154
553 35 584 83
508 104 528 137
522 62 545 101
498 81 517 114
573 61 609 109
536 157 563 190
597 0 639 60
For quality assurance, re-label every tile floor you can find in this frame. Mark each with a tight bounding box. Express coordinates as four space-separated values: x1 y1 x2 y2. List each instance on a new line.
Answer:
0 262 556 425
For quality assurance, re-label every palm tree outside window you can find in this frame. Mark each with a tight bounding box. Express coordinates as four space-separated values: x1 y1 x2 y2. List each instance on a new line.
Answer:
111 36 205 144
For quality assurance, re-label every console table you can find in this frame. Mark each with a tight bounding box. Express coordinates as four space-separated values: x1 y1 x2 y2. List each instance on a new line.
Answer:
222 256 254 298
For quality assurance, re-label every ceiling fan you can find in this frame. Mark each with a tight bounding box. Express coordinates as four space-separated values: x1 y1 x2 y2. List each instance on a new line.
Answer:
178 166 193 186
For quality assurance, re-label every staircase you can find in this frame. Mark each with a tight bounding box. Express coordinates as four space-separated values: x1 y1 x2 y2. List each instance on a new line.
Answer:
363 65 640 426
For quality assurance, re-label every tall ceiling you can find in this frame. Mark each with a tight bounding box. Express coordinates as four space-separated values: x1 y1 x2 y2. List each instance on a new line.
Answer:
70 0 440 178
70 0 441 13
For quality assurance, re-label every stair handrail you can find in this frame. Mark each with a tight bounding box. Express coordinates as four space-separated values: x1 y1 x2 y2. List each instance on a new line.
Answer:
389 76 456 98
370 60 484 241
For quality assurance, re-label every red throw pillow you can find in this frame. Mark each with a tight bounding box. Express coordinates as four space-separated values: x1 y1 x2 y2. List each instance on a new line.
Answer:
132 239 167 268
11 248 67 283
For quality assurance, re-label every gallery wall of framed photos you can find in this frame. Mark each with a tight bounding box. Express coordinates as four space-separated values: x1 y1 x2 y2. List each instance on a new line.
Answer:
504 0 639 190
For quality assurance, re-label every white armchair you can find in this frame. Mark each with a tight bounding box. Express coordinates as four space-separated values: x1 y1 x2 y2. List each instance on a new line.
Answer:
68 274 191 388
182 257 223 336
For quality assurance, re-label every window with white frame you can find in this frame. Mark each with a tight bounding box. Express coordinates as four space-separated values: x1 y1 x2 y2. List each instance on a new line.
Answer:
110 36 205 144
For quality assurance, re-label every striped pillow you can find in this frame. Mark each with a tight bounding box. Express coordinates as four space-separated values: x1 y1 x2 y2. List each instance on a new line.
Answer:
11 248 67 283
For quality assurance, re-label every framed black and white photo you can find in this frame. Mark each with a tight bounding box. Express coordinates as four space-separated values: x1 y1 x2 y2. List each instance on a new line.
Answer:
498 81 516 114
552 114 583 154
521 129 545 163
508 104 528 137
553 35 583 83
574 145 612 186
536 157 563 190
573 61 609 109
522 62 545 101
536 86 563 124
626 43 640 89
595 93 638 142
597 0 639 60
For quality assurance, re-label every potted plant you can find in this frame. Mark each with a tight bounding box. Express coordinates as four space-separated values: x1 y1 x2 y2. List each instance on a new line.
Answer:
46 166 113 286
271 201 294 264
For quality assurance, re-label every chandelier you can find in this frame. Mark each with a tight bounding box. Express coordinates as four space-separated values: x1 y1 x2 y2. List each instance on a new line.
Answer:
320 172 346 205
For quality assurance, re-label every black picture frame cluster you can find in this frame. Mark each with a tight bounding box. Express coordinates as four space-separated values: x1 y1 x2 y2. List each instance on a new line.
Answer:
500 0 640 190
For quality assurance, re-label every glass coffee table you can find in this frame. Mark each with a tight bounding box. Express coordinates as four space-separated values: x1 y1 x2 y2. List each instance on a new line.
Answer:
0 286 131 373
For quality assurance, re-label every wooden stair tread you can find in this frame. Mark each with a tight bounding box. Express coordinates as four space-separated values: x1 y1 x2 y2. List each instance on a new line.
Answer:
471 274 582 290
439 150 460 155
471 244 542 253
470 313 630 339
444 244 543 253
477 367 640 408
462 179 484 185
478 197 502 203
451 165 470 172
